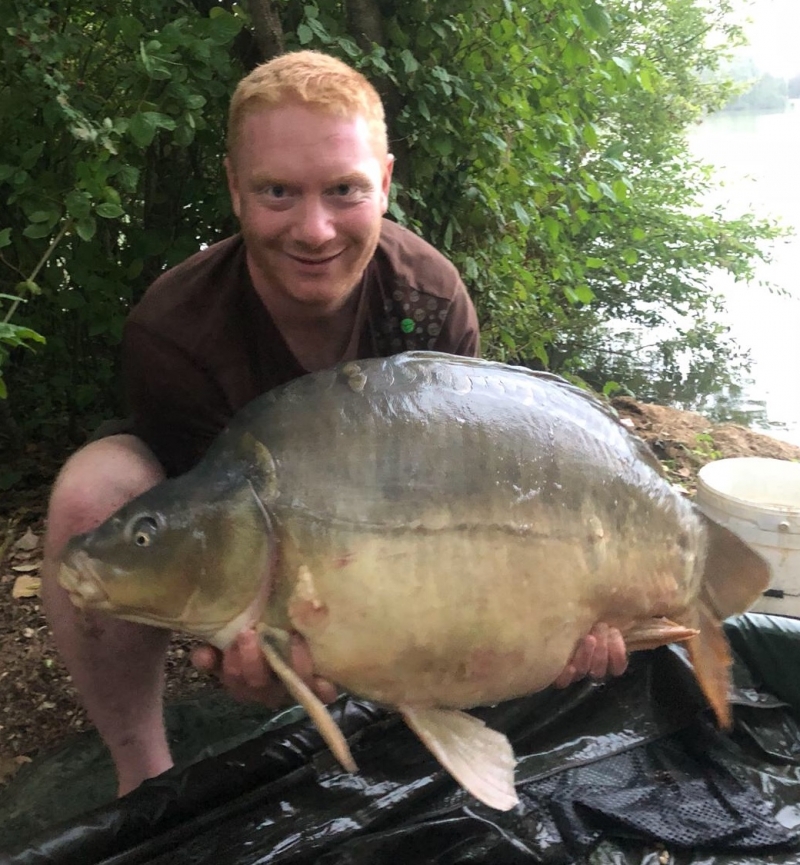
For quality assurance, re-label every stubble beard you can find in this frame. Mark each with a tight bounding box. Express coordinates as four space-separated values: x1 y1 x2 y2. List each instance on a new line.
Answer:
248 221 382 317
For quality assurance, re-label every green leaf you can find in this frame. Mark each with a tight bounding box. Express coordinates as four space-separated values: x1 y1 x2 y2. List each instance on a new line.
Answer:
431 137 453 156
96 202 124 219
75 217 96 241
28 210 54 223
206 8 243 44
23 223 52 239
337 37 360 58
500 330 516 351
0 322 45 346
0 228 11 249
66 190 93 219
582 2 611 37
151 113 177 131
543 216 560 243
129 112 175 147
306 17 332 43
115 166 140 192
574 285 595 303
598 181 616 201
297 23 313 45
174 123 195 147
622 248 638 265
585 257 605 269
512 202 530 227
129 112 158 147
10 325 45 344
612 56 633 75
586 182 603 202
400 49 419 74
443 220 453 249
21 143 44 170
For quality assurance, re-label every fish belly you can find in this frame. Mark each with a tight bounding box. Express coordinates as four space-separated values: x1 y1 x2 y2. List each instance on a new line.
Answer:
272 514 697 709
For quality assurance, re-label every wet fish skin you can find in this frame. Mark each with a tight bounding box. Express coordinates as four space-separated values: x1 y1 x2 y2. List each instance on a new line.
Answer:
59 351 770 811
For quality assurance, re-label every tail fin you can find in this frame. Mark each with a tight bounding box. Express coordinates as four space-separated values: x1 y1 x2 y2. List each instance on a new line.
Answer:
686 600 735 728
686 512 771 729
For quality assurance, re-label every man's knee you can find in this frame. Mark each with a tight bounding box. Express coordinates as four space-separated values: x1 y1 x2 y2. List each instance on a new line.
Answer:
46 434 165 557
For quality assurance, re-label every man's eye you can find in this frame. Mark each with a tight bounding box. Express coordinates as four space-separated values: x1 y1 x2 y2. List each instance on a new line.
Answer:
267 185 286 198
333 184 353 196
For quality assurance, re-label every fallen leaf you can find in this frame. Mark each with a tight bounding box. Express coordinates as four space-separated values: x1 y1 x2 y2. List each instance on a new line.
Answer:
11 563 40 573
12 575 41 599
14 529 39 552
0 755 31 784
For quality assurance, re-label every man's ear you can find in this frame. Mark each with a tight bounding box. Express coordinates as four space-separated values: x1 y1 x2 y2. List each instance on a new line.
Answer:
225 156 242 219
380 154 395 214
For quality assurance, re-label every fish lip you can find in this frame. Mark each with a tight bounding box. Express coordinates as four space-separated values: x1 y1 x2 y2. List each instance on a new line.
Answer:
58 552 110 608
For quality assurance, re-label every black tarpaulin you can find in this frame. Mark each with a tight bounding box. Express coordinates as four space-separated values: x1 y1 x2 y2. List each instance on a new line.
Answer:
4 613 800 864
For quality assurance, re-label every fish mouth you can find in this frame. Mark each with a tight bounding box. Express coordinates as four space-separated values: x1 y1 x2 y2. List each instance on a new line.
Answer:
58 551 111 610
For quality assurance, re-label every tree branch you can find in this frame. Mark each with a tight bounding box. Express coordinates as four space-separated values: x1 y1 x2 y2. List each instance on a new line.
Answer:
344 0 384 50
242 0 285 62
343 0 411 192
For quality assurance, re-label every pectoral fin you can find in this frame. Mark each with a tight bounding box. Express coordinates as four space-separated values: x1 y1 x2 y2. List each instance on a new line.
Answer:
259 626 357 773
401 706 518 811
623 617 699 651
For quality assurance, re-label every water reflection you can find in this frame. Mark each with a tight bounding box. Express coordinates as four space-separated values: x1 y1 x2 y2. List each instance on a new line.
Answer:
592 106 800 445
579 327 776 430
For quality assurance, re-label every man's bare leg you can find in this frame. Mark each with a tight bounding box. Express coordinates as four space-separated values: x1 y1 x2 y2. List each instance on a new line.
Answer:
41 434 173 796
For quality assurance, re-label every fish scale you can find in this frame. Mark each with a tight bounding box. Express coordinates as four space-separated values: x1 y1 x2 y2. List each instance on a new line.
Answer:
59 351 770 811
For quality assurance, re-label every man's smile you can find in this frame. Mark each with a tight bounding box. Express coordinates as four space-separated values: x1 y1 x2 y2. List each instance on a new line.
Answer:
287 250 344 266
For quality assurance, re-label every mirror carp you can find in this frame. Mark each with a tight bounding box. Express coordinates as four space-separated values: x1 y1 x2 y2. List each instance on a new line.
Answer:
59 352 770 811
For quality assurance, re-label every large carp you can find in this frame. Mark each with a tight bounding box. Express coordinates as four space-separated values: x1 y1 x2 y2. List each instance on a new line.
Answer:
59 352 769 811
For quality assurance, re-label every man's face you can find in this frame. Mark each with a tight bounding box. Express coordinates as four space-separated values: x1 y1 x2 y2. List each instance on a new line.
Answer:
226 103 394 314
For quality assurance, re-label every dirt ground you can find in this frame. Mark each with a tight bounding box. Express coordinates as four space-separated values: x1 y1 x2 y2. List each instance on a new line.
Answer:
2 398 800 787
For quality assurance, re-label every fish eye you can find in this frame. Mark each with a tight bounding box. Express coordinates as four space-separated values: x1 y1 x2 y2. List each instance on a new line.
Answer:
130 515 159 547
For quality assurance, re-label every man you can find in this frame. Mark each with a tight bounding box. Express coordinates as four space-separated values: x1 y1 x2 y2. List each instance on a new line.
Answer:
42 51 627 797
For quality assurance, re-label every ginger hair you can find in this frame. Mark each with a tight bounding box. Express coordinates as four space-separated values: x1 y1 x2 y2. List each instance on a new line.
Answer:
227 50 388 158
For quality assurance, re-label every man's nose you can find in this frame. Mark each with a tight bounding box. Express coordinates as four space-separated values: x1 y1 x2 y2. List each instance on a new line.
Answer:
291 197 337 247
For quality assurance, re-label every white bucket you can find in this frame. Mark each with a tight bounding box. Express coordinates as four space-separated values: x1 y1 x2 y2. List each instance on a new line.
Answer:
696 457 800 617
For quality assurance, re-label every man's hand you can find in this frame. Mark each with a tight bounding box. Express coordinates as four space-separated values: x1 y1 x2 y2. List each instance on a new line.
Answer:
553 623 628 689
195 623 626 706
191 629 337 708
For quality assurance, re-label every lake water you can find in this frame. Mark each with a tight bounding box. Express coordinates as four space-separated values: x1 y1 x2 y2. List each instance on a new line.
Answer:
689 106 800 445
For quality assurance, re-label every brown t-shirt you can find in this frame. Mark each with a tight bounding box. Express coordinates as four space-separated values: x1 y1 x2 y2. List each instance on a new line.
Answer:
123 219 480 476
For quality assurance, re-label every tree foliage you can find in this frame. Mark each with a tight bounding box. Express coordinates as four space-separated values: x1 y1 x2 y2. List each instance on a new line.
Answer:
0 0 783 462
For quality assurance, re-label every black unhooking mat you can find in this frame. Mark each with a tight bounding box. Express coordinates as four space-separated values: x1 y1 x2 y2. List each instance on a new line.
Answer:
4 613 800 864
